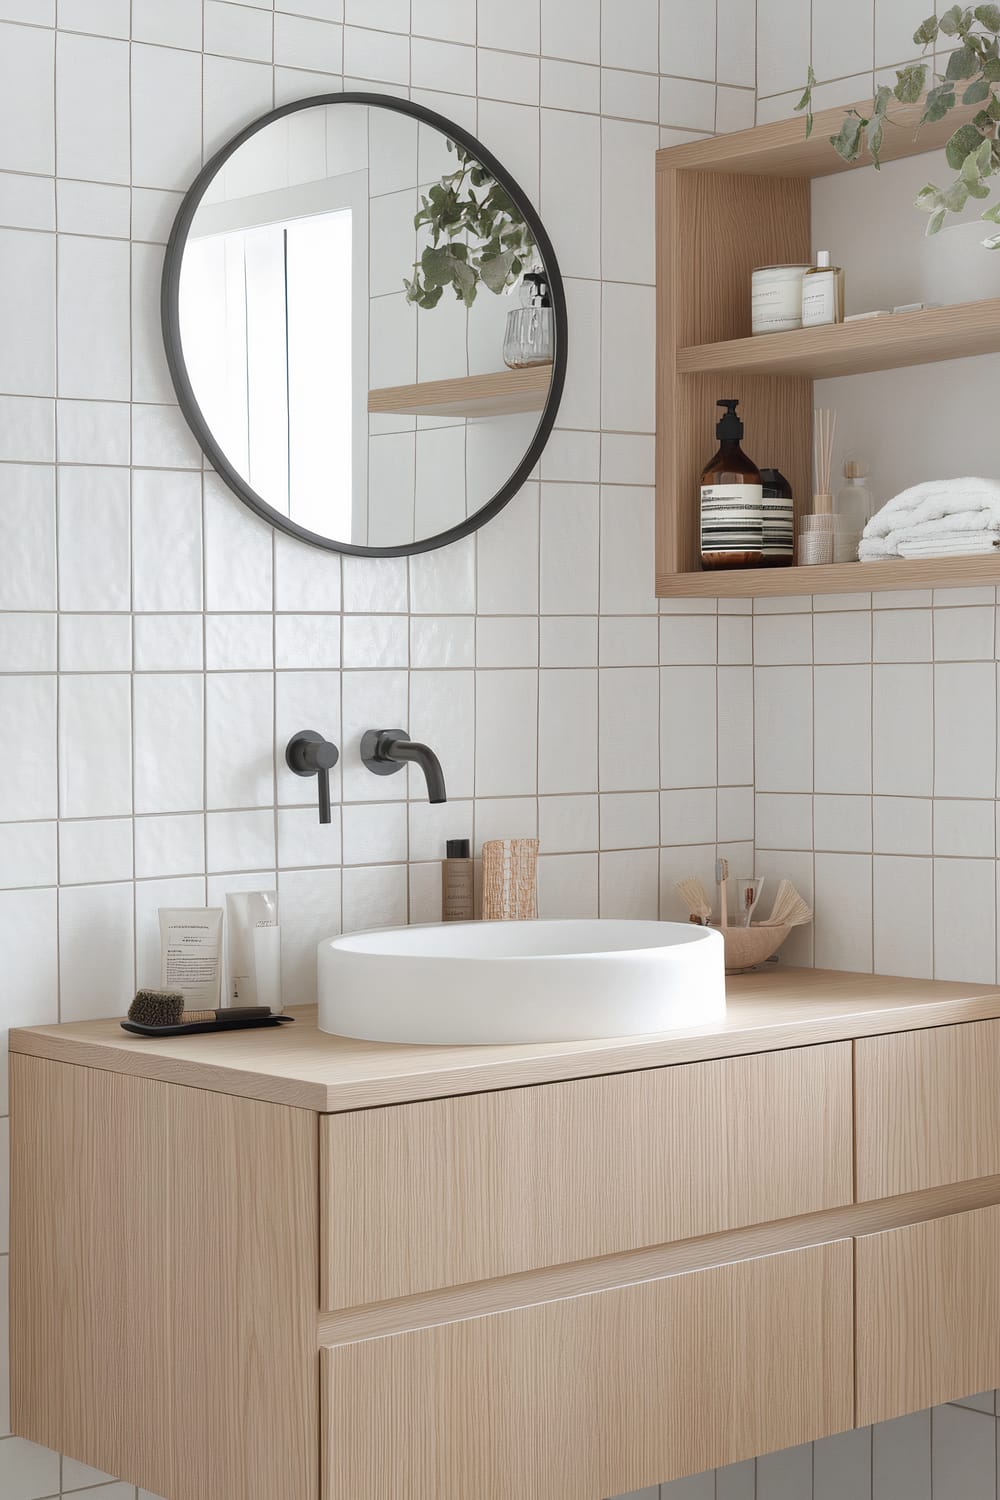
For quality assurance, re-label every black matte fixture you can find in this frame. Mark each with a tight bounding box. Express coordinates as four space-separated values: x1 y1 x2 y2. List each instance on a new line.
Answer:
285 730 340 823
360 729 447 804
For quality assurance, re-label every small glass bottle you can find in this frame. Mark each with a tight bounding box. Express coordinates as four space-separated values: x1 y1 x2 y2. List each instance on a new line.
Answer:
502 269 554 368
700 399 763 570
801 250 845 327
834 458 874 563
441 838 475 922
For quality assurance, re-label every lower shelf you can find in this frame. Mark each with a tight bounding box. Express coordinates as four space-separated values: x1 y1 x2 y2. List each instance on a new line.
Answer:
656 555 1000 598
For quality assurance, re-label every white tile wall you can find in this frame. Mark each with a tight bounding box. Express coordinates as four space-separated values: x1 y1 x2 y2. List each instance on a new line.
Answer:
2 0 998 1495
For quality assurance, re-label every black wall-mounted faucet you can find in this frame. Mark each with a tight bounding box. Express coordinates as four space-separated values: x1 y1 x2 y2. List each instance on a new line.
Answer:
360 729 447 803
285 730 339 823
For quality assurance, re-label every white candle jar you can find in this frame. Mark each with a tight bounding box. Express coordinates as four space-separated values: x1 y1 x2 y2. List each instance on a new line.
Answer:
751 264 811 336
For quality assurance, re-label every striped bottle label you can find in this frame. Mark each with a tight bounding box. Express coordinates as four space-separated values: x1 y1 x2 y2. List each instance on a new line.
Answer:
700 483 763 554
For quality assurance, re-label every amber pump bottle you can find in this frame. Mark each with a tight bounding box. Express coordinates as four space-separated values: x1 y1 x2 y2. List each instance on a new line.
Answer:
699 398 763 570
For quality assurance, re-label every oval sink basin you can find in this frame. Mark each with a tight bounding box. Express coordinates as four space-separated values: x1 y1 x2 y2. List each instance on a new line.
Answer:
317 919 725 1044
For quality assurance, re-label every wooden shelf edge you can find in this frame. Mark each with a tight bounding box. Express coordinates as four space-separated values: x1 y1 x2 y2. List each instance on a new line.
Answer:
655 94 979 179
656 555 1000 599
676 299 1000 380
368 366 551 418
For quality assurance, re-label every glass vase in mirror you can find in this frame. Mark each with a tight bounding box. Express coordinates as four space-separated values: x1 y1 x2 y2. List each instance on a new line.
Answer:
161 93 566 556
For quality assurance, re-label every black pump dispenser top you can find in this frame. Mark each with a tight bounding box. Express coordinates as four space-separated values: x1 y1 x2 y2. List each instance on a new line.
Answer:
716 398 744 442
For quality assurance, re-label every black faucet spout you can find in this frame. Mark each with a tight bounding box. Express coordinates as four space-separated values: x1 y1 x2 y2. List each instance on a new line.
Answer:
360 728 448 803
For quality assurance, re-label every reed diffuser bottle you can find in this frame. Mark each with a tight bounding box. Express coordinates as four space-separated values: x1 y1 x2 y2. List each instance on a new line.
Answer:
799 408 837 565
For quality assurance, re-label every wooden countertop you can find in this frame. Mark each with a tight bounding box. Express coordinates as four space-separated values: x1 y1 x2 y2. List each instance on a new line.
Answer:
11 966 1000 1112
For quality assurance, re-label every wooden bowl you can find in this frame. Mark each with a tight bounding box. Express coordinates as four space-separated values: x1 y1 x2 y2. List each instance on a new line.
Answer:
718 924 792 974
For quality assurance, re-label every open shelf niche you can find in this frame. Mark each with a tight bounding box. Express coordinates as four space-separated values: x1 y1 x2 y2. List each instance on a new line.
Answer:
655 95 1000 598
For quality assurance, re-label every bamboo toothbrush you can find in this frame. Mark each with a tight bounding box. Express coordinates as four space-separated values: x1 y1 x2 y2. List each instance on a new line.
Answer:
716 857 729 930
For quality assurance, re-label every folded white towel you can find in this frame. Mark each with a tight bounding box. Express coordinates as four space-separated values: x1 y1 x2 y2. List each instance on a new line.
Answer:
898 533 1000 558
860 477 1000 558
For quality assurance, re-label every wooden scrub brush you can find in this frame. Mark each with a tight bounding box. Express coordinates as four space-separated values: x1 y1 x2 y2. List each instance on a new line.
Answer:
122 989 293 1036
674 877 712 925
756 879 813 928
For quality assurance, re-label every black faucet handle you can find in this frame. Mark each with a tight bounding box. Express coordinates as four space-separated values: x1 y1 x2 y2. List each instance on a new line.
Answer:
285 730 339 824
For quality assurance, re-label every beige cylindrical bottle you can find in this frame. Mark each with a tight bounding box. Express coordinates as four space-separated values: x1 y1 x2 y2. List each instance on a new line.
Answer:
442 838 475 921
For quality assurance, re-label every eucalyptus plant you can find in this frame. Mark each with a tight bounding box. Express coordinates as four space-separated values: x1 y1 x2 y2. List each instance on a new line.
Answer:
796 5 1000 246
403 140 536 309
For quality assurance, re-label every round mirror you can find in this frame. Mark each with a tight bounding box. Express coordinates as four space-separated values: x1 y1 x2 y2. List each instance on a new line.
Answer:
161 92 566 556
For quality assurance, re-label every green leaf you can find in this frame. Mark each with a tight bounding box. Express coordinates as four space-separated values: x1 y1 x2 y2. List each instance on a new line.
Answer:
794 63 816 114
967 179 992 195
478 249 516 293
946 42 979 77
942 179 971 209
946 119 985 165
927 206 948 234
866 117 885 162
914 13 940 43
964 77 992 101
894 62 928 101
975 3 1000 29
981 198 1000 219
939 4 970 34
829 114 864 161
915 182 943 210
923 81 957 121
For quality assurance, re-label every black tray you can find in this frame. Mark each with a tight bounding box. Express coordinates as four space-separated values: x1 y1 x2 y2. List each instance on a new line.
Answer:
121 1014 295 1037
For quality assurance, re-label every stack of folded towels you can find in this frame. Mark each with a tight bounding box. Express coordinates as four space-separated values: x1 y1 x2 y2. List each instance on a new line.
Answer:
859 477 1000 561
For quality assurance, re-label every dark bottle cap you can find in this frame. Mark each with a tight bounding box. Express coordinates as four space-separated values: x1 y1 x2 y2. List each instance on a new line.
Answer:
759 467 793 498
446 838 471 859
716 398 743 441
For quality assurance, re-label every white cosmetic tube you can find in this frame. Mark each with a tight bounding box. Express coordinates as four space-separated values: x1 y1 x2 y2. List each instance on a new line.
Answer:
226 890 281 1012
159 908 223 1007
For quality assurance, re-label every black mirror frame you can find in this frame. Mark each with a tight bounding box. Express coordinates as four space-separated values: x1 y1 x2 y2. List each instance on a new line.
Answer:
160 91 568 558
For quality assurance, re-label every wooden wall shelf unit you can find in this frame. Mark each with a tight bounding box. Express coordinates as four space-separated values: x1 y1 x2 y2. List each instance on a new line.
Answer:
655 95 1000 598
368 365 550 418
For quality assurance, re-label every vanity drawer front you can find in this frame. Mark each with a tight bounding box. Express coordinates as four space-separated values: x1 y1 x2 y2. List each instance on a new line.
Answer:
320 1041 852 1308
321 1239 853 1500
855 1019 1000 1199
856 1203 1000 1426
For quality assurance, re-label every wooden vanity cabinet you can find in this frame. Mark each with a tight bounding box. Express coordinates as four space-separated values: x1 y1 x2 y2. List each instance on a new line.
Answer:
11 971 1000 1500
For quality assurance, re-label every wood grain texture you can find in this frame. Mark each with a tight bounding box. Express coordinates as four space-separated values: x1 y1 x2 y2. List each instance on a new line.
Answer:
11 968 1000 1111
856 1204 1000 1425
9 1054 319 1500
321 1240 854 1500
367 366 550 416
677 299 1000 379
655 166 812 579
319 1173 1000 1346
321 1041 852 1308
656 554 1000 596
856 1018 1000 1200
656 96 981 179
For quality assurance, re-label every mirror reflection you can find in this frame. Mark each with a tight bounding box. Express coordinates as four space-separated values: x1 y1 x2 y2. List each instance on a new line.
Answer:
172 99 559 552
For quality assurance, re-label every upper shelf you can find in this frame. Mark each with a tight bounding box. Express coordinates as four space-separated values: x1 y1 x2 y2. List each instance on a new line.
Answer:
677 298 1000 380
368 366 550 419
656 95 980 178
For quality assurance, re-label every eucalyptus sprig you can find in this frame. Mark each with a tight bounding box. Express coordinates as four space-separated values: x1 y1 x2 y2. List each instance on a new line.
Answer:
796 5 1000 247
403 140 536 309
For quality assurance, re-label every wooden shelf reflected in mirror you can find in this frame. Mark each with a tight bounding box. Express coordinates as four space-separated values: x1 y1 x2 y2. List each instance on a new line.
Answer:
368 365 551 419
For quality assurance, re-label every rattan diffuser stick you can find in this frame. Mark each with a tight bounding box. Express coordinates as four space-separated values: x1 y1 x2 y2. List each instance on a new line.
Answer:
813 406 836 514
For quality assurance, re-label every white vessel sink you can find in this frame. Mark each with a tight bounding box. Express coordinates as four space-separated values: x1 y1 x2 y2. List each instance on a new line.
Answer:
317 919 726 1044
